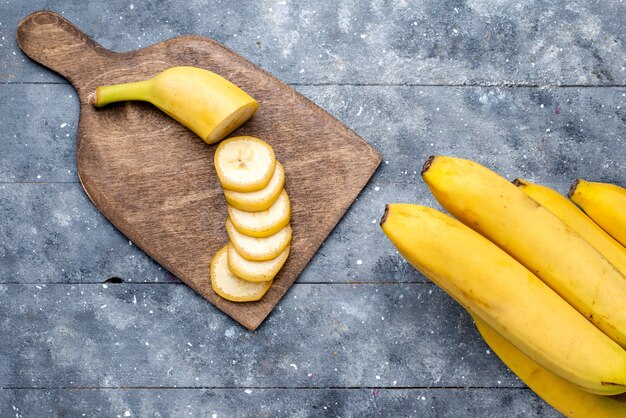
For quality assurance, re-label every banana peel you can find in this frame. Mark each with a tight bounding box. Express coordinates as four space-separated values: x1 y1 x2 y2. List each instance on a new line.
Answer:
422 156 626 349
380 203 626 395
93 66 258 144
474 315 626 418
569 180 626 248
514 179 626 277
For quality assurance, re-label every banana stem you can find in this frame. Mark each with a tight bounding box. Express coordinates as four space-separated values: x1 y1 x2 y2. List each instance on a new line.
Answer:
93 80 152 107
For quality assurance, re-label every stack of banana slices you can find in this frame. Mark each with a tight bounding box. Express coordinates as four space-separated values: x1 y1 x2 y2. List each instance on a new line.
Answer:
382 156 626 416
210 136 291 302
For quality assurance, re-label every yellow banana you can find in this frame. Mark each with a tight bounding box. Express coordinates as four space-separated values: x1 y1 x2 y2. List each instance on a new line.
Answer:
569 180 626 248
93 66 258 144
422 156 626 348
381 203 626 395
473 316 626 417
514 179 626 277
475 205 626 416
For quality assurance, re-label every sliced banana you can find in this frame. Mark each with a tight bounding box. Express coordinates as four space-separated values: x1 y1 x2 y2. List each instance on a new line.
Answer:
214 136 276 192
210 245 272 302
228 189 291 238
228 242 290 283
226 218 292 261
224 161 286 212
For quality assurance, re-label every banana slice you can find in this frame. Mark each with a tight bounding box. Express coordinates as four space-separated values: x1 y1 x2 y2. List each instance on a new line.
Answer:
228 242 290 282
214 136 276 192
226 218 292 261
210 245 272 302
224 161 286 212
228 189 291 238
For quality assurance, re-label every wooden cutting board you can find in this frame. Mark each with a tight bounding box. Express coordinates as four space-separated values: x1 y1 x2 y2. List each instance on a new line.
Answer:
16 11 381 330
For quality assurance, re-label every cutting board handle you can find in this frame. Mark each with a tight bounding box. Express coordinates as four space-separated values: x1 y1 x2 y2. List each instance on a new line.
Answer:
16 11 111 83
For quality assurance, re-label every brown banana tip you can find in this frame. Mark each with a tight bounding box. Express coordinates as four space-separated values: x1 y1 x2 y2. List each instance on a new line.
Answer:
512 178 524 187
568 179 581 198
421 156 435 176
380 204 389 227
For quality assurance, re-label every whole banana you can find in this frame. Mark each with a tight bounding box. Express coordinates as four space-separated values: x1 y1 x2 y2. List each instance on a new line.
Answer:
381 204 626 395
569 180 626 248
475 194 626 416
422 156 626 348
514 179 626 277
474 316 626 417
93 66 258 144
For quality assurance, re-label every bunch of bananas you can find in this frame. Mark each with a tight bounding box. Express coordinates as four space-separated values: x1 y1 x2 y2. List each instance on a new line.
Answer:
381 156 626 417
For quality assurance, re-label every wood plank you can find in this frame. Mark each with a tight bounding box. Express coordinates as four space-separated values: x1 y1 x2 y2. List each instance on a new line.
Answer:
1 0 624 86
0 183 168 284
0 388 559 417
0 84 78 182
0 283 523 388
299 85 626 191
2 85 624 185
0 182 421 284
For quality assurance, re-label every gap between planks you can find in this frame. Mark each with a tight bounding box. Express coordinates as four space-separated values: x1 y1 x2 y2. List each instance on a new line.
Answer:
0 281 432 285
1 385 525 391
1 81 625 88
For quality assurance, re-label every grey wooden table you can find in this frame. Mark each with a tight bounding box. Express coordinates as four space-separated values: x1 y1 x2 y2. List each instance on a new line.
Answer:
1 1 625 416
